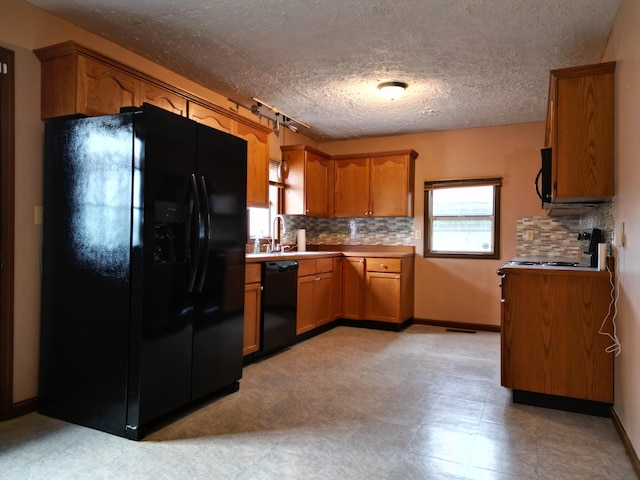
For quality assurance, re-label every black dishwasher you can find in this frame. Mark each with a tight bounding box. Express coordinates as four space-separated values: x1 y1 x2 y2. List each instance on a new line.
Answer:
261 260 298 355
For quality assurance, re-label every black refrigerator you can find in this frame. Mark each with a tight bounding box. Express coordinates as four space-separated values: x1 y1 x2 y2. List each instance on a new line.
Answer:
39 103 247 440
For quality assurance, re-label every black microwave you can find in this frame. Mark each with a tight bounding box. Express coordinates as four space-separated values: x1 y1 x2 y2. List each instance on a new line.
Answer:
535 147 552 206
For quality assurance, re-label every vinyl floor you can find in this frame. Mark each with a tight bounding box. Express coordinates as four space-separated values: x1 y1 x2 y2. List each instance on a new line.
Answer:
0 324 636 479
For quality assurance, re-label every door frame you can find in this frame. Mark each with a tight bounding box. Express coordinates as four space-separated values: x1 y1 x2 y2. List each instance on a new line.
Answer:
0 46 17 420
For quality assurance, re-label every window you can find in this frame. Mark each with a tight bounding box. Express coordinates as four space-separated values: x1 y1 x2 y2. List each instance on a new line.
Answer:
248 160 283 241
424 177 502 259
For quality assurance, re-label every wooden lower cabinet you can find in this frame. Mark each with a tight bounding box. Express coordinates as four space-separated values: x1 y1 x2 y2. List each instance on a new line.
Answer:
243 264 262 356
331 257 343 320
296 258 335 335
500 268 614 403
364 257 414 324
342 255 414 324
341 257 365 319
365 272 401 322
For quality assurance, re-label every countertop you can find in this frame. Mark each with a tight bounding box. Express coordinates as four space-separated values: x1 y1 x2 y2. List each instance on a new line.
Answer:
500 256 610 275
245 251 414 263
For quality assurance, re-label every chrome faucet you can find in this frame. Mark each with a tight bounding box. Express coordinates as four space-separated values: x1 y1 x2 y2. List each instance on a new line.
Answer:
271 214 286 252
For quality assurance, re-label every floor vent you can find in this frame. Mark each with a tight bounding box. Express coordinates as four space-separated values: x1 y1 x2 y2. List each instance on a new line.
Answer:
445 328 477 334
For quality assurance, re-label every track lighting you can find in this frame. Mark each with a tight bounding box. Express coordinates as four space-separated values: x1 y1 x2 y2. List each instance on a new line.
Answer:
251 97 310 132
274 112 280 137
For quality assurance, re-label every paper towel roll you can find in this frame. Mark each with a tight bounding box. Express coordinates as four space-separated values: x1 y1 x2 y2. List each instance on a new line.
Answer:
297 229 306 252
598 243 607 271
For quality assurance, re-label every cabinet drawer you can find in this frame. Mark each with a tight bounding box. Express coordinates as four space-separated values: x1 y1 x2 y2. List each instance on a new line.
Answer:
316 257 334 274
366 258 402 273
298 259 317 277
245 264 262 284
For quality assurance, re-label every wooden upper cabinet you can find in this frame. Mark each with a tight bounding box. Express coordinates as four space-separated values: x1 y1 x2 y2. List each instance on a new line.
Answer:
281 145 331 216
334 150 417 217
334 158 369 217
546 62 615 202
234 121 270 208
80 57 140 116
370 154 415 216
187 102 234 133
35 41 272 208
35 44 141 118
140 81 187 117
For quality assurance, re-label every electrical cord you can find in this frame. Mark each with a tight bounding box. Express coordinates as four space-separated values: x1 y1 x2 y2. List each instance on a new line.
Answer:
599 264 621 356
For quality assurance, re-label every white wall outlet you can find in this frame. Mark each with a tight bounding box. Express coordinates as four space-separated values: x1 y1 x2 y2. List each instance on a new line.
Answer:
415 230 422 240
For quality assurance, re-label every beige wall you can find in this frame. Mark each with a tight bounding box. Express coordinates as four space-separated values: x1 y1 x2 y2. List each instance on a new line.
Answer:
602 0 640 458
321 122 544 325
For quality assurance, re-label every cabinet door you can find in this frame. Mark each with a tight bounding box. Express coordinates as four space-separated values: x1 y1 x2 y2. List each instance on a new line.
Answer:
369 155 411 216
141 82 187 117
243 282 261 356
502 272 613 402
296 275 316 335
331 258 343 320
555 72 614 201
305 151 330 216
365 272 401 322
342 257 365 319
79 57 140 116
188 102 234 133
235 123 270 208
334 158 370 217
314 273 333 327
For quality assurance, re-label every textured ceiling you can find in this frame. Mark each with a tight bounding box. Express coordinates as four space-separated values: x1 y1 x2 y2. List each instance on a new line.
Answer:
26 0 622 141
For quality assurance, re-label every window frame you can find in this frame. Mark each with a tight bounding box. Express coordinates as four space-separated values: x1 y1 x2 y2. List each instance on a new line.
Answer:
423 177 502 259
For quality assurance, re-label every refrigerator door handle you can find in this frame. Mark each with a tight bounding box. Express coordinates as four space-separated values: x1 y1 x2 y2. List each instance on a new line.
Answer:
187 173 202 293
196 175 211 293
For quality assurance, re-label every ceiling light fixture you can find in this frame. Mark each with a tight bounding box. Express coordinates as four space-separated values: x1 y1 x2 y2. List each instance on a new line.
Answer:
251 97 310 131
377 81 408 100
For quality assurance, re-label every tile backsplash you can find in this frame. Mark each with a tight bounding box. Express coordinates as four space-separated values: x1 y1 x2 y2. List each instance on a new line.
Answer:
280 216 415 247
516 202 614 258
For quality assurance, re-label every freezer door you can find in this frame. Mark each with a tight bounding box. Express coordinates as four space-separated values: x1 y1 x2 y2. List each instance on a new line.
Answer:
191 124 247 400
128 104 197 431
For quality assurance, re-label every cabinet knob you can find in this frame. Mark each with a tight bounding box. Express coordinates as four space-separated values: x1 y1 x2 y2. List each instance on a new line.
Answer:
380 264 387 269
